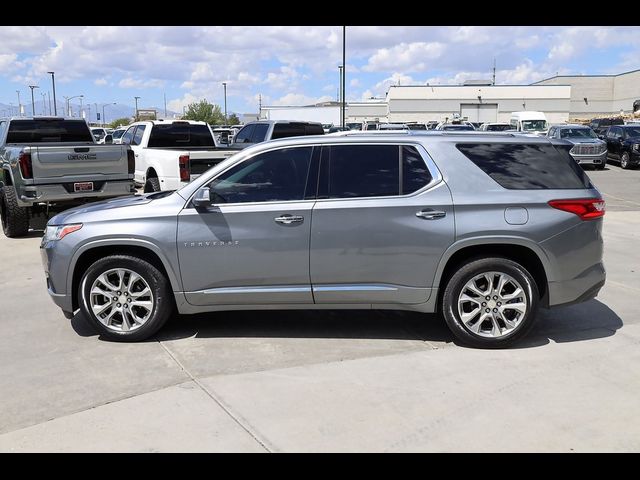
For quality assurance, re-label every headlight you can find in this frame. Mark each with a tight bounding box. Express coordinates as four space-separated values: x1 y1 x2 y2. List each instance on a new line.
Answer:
43 224 83 242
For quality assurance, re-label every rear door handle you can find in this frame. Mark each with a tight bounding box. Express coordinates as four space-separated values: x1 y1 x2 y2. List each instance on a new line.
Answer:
416 209 446 220
275 214 304 225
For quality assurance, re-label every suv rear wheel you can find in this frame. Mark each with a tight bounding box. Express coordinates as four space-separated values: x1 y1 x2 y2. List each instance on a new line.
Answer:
79 255 174 341
442 257 539 348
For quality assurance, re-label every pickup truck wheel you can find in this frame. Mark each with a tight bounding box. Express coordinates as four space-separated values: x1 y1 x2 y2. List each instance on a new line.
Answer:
441 257 539 349
0 187 30 238
79 255 174 342
144 177 161 193
621 152 630 169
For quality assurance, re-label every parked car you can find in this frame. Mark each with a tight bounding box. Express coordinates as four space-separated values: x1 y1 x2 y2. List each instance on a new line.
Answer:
346 122 363 131
0 117 135 237
230 120 324 150
602 125 640 169
509 111 548 136
546 125 607 169
436 123 475 131
121 119 235 192
589 117 624 136
41 133 605 348
111 126 129 144
90 127 110 144
406 123 427 131
479 123 511 132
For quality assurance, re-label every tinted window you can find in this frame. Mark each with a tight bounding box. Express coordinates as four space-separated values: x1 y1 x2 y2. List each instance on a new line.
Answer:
132 125 146 146
327 145 399 198
456 143 592 190
6 119 93 143
234 124 255 144
121 126 136 145
305 124 325 136
403 146 433 194
112 129 126 139
250 123 269 143
623 126 640 137
208 147 313 203
271 123 305 140
486 124 511 132
147 123 214 147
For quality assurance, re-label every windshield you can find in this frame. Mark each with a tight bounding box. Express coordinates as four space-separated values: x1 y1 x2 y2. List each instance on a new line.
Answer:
148 123 215 147
7 119 94 143
624 127 640 138
522 120 547 131
560 128 597 139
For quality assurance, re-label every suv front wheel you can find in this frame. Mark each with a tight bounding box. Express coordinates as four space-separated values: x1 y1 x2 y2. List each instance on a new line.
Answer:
79 255 174 341
442 257 539 348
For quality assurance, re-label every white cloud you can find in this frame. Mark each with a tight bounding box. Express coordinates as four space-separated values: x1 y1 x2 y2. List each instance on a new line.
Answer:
118 77 164 89
364 42 445 72
94 77 108 86
272 93 333 106
548 42 575 62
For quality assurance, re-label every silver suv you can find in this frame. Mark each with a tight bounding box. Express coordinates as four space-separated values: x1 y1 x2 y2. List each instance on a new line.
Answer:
40 132 606 348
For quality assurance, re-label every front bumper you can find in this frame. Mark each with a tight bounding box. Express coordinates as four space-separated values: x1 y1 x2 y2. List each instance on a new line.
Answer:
40 239 74 314
18 180 135 207
571 151 607 165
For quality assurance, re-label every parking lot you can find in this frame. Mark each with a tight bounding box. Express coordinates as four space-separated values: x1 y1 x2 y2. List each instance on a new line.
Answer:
0 163 639 452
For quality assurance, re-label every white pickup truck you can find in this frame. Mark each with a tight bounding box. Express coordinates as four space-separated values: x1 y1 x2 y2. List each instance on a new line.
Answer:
121 120 235 192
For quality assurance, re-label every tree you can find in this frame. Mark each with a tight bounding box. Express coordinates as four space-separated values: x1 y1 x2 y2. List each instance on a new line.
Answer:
182 99 225 125
109 117 131 129
227 113 241 125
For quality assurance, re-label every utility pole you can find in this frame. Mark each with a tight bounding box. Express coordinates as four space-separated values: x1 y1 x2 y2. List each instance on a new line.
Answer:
338 65 343 125
492 58 496 85
28 85 39 116
134 96 140 121
47 72 57 115
222 82 228 124
48 91 52 115
341 25 346 129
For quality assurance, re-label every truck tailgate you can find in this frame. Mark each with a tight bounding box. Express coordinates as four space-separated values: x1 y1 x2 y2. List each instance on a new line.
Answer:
32 145 129 183
189 149 236 176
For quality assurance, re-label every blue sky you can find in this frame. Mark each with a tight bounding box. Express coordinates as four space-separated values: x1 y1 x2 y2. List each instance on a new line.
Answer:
1 26 639 116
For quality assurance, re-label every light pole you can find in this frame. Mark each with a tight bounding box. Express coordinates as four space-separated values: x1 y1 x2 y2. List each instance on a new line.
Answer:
103 102 116 127
341 25 346 129
28 85 39 116
65 95 83 117
41 92 47 115
94 103 98 123
338 65 343 126
79 96 84 119
47 72 57 116
16 90 22 117
134 96 140 121
222 82 227 124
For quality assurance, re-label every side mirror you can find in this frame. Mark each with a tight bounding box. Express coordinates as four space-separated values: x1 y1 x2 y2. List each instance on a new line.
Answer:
192 187 212 208
104 134 113 144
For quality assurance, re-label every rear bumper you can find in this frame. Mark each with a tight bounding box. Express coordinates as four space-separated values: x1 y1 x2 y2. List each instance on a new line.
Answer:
548 261 606 307
17 180 135 207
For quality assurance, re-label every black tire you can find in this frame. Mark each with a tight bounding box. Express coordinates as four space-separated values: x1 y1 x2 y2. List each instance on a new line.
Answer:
79 255 174 342
144 177 161 193
0 187 30 238
441 257 540 349
621 152 631 169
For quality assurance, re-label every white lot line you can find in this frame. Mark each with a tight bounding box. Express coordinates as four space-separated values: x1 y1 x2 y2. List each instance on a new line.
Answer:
157 340 274 452
600 191 640 207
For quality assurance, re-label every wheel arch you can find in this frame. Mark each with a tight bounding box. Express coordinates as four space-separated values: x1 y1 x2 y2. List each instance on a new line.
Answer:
434 238 551 310
69 239 181 311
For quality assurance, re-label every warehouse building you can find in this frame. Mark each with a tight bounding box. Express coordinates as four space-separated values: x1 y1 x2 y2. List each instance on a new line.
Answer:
346 101 389 123
533 69 640 119
385 83 571 124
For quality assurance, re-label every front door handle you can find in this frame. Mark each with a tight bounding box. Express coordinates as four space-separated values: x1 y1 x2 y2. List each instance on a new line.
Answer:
275 214 304 225
416 209 446 220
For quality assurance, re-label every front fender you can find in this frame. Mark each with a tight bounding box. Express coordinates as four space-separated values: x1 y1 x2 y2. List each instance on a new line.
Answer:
66 237 183 294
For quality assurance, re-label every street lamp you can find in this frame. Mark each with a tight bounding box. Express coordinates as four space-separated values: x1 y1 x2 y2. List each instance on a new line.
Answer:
47 72 57 116
102 102 116 127
338 65 343 126
65 95 83 117
341 25 346 129
222 82 227 124
28 85 39 116
134 96 140 121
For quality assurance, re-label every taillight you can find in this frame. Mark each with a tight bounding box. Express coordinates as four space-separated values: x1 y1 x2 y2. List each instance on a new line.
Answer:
19 151 33 179
126 149 135 175
179 154 190 182
548 198 606 220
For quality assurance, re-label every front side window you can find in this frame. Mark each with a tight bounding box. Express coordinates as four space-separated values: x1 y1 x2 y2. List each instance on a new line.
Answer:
207 147 313 204
121 126 136 145
132 125 146 146
250 123 269 143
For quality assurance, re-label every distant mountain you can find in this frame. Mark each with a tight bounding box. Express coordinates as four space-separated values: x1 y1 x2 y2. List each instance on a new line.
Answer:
0 101 180 123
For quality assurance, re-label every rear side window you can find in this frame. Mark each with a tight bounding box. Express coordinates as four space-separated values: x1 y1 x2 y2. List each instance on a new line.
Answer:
272 123 324 140
132 125 146 146
456 143 592 190
6 120 93 143
402 146 433 194
147 123 215 147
